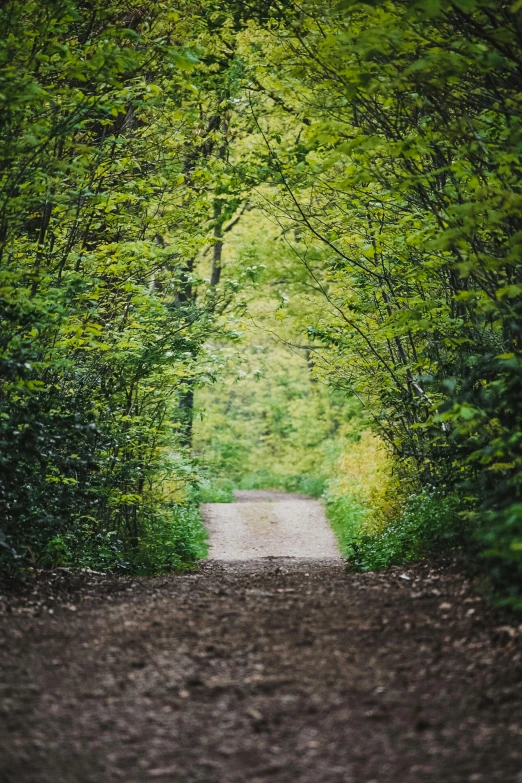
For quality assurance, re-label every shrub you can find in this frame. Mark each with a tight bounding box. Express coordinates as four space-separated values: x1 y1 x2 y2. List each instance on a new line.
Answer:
323 493 368 556
33 503 208 575
326 431 401 535
198 478 236 503
478 504 522 611
130 505 208 575
346 490 467 571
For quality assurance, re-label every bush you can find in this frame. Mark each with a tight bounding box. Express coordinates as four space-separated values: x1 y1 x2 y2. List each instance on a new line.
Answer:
346 490 467 571
29 503 208 575
323 493 368 556
198 478 236 503
478 504 522 612
130 505 208 575
327 431 402 535
323 430 403 556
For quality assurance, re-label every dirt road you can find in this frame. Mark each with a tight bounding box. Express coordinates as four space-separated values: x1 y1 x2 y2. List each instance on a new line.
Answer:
202 489 340 559
1 493 521 782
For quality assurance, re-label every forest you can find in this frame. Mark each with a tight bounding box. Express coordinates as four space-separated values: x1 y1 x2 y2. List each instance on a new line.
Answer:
1 0 522 610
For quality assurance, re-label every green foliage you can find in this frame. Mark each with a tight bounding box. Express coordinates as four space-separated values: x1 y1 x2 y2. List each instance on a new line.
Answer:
224 0 522 607
0 0 240 574
128 505 208 575
323 493 368 556
478 504 522 610
36 502 208 574
193 305 357 496
346 491 467 572
197 478 235 503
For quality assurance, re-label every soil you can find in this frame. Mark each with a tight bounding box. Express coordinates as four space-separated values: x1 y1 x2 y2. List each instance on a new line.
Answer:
1 493 522 782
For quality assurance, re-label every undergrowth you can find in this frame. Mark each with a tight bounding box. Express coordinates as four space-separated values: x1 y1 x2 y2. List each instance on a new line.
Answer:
2 503 208 577
199 471 327 501
338 490 468 571
322 433 470 571
238 471 326 498
197 478 236 503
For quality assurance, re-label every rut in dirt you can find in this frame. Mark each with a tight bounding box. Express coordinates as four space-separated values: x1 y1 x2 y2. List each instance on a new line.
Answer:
0 492 521 782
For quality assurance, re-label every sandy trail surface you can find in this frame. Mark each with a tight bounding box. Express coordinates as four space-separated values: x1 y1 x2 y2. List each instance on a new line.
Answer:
202 490 340 560
1 494 522 782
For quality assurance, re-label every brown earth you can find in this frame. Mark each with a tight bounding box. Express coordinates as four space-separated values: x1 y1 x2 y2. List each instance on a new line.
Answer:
1 495 522 782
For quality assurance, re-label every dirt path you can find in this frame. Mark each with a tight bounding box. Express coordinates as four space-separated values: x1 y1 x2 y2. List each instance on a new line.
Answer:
1 497 522 782
202 490 340 560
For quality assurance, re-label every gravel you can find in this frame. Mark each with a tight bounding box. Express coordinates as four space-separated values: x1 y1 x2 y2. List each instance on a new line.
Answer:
202 490 341 560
